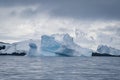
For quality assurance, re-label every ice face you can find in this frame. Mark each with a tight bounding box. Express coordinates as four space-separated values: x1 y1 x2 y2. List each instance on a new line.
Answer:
28 43 38 56
55 45 74 56
41 35 61 52
40 35 62 56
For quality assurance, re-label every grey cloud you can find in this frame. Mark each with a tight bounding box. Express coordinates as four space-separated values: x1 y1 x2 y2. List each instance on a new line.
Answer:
20 8 38 18
19 6 50 18
10 11 17 16
0 0 120 20
0 34 23 40
100 26 120 37
58 28 73 32
0 0 40 7
49 0 120 20
0 32 34 41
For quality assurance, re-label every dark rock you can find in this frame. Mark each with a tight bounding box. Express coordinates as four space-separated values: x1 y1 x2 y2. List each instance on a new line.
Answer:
92 52 120 57
0 52 26 56
0 45 6 50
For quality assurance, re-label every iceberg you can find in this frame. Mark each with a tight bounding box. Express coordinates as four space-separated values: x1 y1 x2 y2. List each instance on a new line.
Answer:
40 34 92 56
0 34 93 57
97 45 120 55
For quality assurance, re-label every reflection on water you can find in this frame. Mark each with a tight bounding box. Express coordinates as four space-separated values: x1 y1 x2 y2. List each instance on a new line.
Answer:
0 56 120 80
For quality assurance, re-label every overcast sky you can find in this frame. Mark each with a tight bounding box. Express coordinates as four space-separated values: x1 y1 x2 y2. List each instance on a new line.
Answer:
0 0 120 49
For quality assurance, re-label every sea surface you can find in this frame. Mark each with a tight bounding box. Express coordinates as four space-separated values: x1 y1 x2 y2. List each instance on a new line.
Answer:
0 56 120 80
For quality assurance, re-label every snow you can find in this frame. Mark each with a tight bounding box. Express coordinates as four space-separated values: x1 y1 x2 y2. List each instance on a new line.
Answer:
0 40 40 54
97 45 120 55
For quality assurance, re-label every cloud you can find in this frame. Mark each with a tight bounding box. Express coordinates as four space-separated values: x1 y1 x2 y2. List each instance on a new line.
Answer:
100 25 120 37
50 0 120 20
0 0 120 20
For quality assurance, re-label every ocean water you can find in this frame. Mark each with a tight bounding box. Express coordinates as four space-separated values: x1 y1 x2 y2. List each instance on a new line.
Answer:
0 56 120 80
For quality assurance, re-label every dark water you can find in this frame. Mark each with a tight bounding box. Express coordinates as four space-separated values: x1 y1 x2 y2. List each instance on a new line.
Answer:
0 56 120 80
